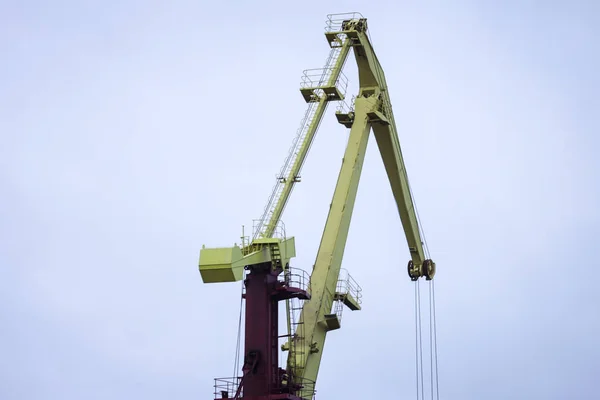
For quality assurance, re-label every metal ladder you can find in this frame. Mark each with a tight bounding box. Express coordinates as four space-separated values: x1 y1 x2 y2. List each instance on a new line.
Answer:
253 44 348 240
288 296 306 388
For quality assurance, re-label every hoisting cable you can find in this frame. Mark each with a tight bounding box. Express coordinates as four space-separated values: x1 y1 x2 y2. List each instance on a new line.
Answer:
416 279 425 399
407 174 440 400
415 204 440 400
429 281 436 400
419 283 426 398
431 280 440 400
366 28 440 399
233 277 244 379
365 27 438 399
414 283 420 400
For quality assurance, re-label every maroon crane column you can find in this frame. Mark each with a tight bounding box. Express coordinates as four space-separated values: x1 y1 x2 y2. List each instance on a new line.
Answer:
238 263 310 400
242 263 280 398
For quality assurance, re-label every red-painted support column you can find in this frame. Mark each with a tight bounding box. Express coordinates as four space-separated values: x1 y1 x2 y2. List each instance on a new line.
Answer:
233 263 310 400
242 263 280 398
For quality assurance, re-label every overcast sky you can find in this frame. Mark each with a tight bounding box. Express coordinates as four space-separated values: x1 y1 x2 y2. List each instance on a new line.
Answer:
1 1 599 399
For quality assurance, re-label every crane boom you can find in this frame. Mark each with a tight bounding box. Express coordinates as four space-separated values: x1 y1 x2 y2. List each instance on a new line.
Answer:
254 40 352 239
287 94 374 383
196 13 436 400
288 15 435 385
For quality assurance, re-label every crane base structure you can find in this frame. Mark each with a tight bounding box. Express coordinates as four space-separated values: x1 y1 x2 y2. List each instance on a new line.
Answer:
198 13 437 400
226 263 312 400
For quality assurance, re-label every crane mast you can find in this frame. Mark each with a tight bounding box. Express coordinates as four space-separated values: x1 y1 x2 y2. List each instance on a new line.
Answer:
197 13 436 400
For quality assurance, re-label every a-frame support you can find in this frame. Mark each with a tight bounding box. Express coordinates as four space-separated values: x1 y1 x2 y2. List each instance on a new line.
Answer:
288 16 436 386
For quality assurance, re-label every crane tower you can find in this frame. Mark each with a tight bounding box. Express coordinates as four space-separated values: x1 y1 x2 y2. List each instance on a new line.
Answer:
198 13 436 400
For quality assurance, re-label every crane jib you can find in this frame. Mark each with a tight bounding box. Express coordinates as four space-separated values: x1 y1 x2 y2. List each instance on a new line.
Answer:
197 12 437 400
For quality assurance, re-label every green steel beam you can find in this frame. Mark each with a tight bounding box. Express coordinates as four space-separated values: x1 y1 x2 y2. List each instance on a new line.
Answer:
288 93 378 381
353 31 427 269
196 15 435 397
262 40 352 238
289 18 434 386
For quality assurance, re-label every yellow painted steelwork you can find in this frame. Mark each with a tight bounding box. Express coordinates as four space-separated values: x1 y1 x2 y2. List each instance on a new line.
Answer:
286 15 435 385
197 12 436 397
198 237 297 283
253 43 353 240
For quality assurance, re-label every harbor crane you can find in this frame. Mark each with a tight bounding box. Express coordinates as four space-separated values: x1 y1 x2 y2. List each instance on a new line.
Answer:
198 13 437 400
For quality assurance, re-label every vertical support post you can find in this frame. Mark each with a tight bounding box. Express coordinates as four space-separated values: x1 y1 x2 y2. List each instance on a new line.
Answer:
242 264 280 398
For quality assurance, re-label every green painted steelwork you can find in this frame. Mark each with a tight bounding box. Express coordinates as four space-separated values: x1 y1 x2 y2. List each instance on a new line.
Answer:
285 15 435 385
198 237 296 283
286 93 375 379
197 13 436 397
257 40 352 240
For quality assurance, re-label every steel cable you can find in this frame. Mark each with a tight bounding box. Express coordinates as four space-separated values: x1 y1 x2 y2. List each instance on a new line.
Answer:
415 282 421 400
233 278 244 379
432 281 440 400
418 281 425 398
429 281 434 400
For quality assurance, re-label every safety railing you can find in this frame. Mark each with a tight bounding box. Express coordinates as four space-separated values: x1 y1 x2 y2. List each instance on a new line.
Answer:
336 268 363 306
253 29 349 240
325 12 365 32
300 68 349 95
240 235 251 255
252 219 287 241
332 297 345 322
241 266 309 299
213 377 242 399
294 377 317 400
213 376 315 399
280 266 312 296
336 94 356 115
252 99 318 240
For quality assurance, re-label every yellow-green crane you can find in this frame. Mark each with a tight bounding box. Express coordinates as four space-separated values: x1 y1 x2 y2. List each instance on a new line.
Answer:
198 13 436 400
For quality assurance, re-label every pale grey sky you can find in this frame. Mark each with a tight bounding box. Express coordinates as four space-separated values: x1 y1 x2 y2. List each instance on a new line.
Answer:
1 1 599 399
